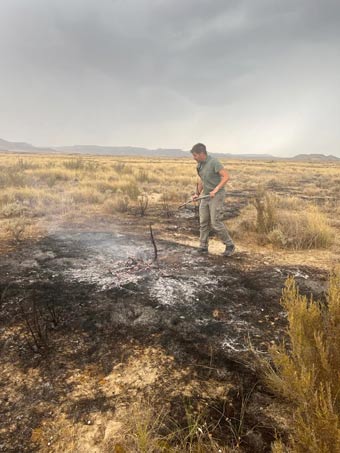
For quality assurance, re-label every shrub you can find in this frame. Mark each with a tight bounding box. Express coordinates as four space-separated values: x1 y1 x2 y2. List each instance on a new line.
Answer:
0 188 41 208
95 181 117 193
62 158 85 170
32 169 72 187
161 189 184 203
83 161 99 172
0 202 25 218
137 194 149 216
246 190 334 249
69 188 103 204
14 158 40 170
276 195 302 211
264 270 340 452
0 170 28 188
103 196 130 214
253 190 277 234
112 162 126 173
278 207 334 249
121 182 140 200
5 217 31 242
267 228 287 247
160 193 173 218
136 169 150 183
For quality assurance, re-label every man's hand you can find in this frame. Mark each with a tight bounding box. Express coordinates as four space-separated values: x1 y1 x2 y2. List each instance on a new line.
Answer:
192 193 199 201
209 189 218 198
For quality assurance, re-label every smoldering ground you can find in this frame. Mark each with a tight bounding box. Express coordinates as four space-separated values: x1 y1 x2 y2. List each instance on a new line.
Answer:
0 213 328 452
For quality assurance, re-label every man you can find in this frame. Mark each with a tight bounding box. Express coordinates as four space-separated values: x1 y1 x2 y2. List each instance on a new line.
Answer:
191 143 235 256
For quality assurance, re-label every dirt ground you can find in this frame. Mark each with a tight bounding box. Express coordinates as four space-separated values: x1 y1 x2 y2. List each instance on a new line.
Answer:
0 207 332 452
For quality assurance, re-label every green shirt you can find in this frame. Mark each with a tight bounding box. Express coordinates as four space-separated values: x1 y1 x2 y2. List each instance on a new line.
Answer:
197 155 225 195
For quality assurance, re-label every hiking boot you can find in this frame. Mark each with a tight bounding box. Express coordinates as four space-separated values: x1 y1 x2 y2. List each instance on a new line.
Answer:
223 244 235 257
196 246 208 254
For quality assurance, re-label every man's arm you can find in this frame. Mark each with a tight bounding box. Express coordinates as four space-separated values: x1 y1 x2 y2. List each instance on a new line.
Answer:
210 168 229 198
192 178 203 200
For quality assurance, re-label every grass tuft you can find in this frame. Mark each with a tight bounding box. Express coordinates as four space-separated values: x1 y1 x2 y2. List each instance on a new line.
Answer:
245 190 335 249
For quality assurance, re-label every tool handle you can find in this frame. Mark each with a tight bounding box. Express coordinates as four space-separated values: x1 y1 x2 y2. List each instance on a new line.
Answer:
178 194 210 208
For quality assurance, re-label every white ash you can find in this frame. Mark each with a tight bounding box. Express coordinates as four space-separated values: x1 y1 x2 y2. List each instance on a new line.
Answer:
149 275 219 306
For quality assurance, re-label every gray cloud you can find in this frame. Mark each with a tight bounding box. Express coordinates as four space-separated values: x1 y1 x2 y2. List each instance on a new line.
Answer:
0 0 340 155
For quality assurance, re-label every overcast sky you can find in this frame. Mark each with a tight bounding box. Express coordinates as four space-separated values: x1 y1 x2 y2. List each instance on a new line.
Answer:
1 0 340 156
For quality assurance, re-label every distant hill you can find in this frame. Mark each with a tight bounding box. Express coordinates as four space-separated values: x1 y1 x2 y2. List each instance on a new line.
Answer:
0 137 339 161
56 145 276 160
290 153 340 162
56 145 189 158
0 138 36 151
0 139 274 159
0 138 56 154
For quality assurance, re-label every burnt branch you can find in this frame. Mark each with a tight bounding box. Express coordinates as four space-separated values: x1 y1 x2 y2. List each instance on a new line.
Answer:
45 299 60 327
138 194 149 216
19 295 52 353
149 224 158 262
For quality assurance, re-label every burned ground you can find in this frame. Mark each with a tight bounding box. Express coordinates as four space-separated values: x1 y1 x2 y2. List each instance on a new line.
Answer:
0 214 329 452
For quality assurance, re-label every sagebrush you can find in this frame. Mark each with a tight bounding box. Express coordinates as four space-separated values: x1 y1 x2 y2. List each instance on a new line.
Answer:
263 270 340 452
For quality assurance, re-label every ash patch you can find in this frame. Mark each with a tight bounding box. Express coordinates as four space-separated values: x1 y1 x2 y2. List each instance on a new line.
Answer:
149 274 219 306
53 231 224 309
0 230 327 357
47 231 157 290
64 256 156 291
0 227 329 453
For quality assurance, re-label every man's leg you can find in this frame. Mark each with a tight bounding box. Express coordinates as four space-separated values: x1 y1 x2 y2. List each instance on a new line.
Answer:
210 192 234 247
199 198 211 248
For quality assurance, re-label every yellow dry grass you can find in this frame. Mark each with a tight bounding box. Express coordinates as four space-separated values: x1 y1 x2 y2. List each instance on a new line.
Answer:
261 270 340 452
1 152 339 256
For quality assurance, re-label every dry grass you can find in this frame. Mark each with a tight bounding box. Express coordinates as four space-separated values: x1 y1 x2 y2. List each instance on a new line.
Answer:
232 190 335 250
103 196 130 214
39 402 231 453
110 401 232 453
260 270 340 452
0 154 195 210
271 206 334 249
1 153 339 253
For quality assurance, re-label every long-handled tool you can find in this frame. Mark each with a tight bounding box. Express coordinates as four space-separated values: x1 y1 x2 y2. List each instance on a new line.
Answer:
178 194 210 209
